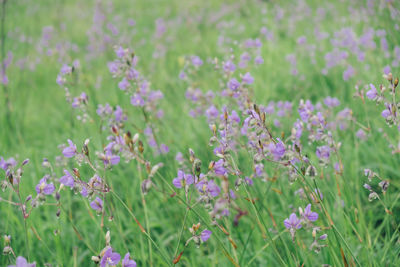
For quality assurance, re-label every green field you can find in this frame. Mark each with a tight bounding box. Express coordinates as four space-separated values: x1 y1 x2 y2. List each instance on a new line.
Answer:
1 0 400 266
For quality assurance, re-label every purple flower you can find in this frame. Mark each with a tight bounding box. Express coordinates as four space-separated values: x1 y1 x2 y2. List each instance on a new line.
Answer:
383 65 391 75
131 94 145 106
114 106 124 121
191 56 203 66
100 247 120 267
230 110 240 123
8 256 36 267
227 78 240 90
172 170 194 188
160 144 169 154
35 177 55 195
316 146 330 160
122 253 137 267
59 169 74 188
323 96 340 108
381 109 391 118
214 159 227 176
356 129 367 140
128 19 136 26
108 61 119 74
196 179 221 197
302 204 318 222
223 60 236 72
103 150 120 166
366 84 377 99
269 139 285 160
118 78 130 90
284 213 302 229
0 156 16 170
200 229 212 242
205 105 219 120
363 183 372 191
207 180 221 197
255 164 264 177
60 64 72 75
319 234 328 240
242 72 254 84
115 46 125 58
62 139 77 158
255 56 264 64
90 197 103 211
343 65 355 81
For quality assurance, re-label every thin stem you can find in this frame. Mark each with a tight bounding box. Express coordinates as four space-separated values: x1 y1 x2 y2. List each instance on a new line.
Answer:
1 0 10 127
110 190 172 267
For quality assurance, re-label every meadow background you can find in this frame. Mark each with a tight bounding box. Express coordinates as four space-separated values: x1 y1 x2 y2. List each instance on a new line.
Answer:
1 0 400 266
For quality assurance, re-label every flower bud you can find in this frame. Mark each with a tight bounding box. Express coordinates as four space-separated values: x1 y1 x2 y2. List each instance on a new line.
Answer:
83 139 90 156
193 159 201 176
4 235 11 244
3 246 11 254
91 256 100 264
138 140 144 154
55 192 61 201
105 231 111 245
319 234 328 240
141 179 152 194
368 192 378 201
73 168 80 178
132 133 139 144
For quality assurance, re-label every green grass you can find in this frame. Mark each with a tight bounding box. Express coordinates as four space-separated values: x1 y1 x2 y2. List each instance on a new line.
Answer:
1 0 400 266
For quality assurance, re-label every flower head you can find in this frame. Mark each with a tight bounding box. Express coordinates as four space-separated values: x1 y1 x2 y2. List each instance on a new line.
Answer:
59 169 75 188
284 213 302 230
100 247 120 267
172 170 194 188
302 204 318 222
8 256 36 267
366 84 377 99
35 177 55 195
122 252 137 267
90 197 103 212
62 139 77 158
242 72 254 84
200 229 212 242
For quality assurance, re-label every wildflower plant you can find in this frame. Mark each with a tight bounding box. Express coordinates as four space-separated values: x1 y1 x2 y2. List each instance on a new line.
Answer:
2 0 400 266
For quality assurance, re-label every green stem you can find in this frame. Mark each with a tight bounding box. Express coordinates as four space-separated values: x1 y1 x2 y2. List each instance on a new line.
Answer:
110 190 172 267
